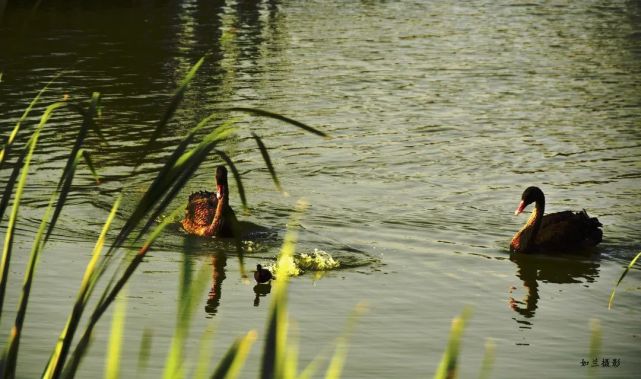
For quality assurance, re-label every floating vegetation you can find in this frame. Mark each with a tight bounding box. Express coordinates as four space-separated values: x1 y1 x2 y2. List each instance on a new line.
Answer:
264 249 341 278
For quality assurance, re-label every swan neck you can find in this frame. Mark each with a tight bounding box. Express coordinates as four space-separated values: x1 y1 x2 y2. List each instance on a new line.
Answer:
527 199 544 233
515 198 544 253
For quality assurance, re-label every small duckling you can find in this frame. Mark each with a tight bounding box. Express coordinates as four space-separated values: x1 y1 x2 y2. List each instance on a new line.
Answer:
254 264 274 283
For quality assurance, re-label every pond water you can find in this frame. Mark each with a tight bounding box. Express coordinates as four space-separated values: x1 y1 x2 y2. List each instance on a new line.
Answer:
1 0 641 378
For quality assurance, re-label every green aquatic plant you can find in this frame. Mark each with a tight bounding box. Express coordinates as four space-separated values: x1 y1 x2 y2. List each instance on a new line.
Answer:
434 307 472 379
608 251 641 309
0 54 329 378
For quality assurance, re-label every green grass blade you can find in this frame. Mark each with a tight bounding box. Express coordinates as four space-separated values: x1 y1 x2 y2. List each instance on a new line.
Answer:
62 205 185 379
433 307 473 379
478 339 495 379
43 195 121 379
105 287 127 379
324 303 366 379
297 351 326 379
136 56 205 169
0 71 63 167
0 101 67 323
608 252 641 309
81 150 101 184
210 331 257 379
163 263 211 379
138 329 153 373
226 107 330 138
44 94 100 244
251 132 282 193
193 324 216 379
261 201 306 379
0 148 26 233
0 192 56 379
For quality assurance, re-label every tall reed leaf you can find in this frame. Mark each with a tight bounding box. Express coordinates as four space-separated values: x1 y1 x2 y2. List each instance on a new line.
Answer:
0 101 67 321
82 150 101 184
434 307 473 379
44 93 101 244
226 107 329 138
261 200 306 379
324 303 366 379
251 132 282 193
608 252 641 309
478 339 495 379
193 324 216 379
62 205 185 379
210 331 257 379
162 261 211 379
136 56 205 169
0 71 63 167
105 287 127 379
138 329 153 373
42 195 121 379
0 192 56 379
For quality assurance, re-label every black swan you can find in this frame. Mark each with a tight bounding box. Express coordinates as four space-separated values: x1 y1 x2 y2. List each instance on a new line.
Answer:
254 264 274 283
181 165 237 237
510 186 602 254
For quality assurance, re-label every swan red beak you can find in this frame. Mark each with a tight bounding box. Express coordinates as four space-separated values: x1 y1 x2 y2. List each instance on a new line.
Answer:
514 200 526 215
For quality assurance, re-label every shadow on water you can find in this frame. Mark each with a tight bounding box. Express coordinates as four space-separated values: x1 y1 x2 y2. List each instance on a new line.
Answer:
508 252 600 324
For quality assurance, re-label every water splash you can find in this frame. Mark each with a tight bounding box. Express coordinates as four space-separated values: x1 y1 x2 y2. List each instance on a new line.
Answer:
264 249 340 277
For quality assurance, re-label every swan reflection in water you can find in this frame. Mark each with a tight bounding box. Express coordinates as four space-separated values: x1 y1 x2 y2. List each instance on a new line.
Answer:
205 251 227 315
508 252 600 320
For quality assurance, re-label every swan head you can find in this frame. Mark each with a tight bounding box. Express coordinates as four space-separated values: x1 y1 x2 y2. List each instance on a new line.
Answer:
515 186 544 215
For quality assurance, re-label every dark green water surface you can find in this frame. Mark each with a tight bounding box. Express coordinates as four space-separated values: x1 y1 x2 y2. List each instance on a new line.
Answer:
1 1 641 378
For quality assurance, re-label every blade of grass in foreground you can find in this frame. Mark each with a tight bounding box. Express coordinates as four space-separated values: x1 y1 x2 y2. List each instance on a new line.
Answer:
478 339 495 379
42 196 121 379
226 107 330 139
137 329 153 373
0 102 67 322
260 200 307 379
608 251 641 309
0 71 64 166
251 132 282 194
44 93 101 244
135 56 205 170
193 324 216 379
105 287 127 379
433 307 473 379
0 193 56 379
162 261 211 379
210 331 257 379
324 302 367 379
61 205 185 379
